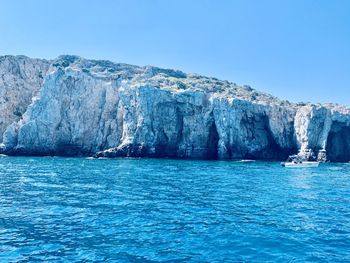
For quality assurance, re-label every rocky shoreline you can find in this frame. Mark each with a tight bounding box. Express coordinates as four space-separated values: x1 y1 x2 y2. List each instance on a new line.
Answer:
1 55 349 162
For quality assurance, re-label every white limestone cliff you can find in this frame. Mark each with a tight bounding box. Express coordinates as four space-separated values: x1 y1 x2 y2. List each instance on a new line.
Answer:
294 104 350 162
0 55 50 142
1 55 350 161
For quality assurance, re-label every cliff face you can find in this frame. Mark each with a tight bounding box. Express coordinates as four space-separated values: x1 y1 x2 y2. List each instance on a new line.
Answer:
294 105 350 162
1 55 350 161
0 56 50 143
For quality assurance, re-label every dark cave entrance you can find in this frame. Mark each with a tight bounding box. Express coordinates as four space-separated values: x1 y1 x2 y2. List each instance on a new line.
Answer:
326 122 350 162
243 115 296 161
206 120 219 159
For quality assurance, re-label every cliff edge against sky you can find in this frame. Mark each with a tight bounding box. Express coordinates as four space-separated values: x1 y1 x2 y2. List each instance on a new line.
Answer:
1 55 349 162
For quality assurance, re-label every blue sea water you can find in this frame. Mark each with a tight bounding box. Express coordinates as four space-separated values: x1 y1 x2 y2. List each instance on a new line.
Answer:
0 157 350 262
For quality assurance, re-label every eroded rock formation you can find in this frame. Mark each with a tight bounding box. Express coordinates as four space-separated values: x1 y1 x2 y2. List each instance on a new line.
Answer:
1 55 349 161
0 55 50 142
295 105 350 162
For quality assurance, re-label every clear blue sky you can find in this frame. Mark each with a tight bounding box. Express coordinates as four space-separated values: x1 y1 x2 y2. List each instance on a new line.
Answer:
1 0 349 105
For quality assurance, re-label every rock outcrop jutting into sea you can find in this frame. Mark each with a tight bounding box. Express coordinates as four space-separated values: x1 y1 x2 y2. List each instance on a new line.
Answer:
1 55 350 161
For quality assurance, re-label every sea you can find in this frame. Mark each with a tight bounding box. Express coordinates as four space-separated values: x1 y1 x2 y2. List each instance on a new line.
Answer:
0 156 349 262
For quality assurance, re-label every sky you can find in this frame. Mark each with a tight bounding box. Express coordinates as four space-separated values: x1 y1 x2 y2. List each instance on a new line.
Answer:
0 0 349 105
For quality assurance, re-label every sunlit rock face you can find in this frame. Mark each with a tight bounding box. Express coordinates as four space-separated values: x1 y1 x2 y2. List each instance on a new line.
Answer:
0 56 50 143
1 55 350 161
294 105 350 162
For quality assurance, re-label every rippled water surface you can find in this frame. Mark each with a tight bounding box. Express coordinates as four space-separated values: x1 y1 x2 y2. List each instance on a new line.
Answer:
1 157 350 262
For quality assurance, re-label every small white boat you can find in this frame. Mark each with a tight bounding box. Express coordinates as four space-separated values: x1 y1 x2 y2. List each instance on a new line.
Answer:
281 155 319 168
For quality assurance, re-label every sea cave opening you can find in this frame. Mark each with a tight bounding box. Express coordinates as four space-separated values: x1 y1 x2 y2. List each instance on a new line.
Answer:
325 122 350 162
207 120 219 160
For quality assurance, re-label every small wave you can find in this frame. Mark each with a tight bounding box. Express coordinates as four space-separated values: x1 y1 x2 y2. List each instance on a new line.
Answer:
328 167 343 171
235 159 256 163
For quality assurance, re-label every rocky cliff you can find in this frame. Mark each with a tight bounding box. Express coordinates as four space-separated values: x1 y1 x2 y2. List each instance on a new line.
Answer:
0 56 50 142
1 55 349 162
